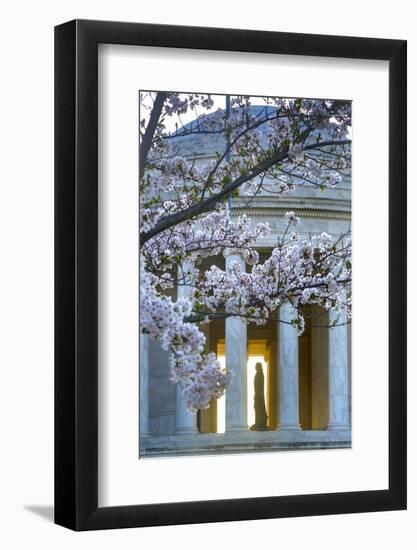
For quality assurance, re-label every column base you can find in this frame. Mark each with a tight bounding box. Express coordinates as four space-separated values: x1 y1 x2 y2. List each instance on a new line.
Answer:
327 423 350 431
277 424 301 431
174 427 198 435
226 425 249 433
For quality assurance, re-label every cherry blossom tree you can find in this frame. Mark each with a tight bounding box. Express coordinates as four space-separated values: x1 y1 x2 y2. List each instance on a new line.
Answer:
140 92 352 411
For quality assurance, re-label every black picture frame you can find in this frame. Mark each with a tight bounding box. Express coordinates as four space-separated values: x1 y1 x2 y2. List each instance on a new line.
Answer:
55 19 407 531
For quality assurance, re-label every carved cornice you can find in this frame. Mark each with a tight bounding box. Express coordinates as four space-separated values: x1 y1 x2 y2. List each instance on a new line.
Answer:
231 207 351 221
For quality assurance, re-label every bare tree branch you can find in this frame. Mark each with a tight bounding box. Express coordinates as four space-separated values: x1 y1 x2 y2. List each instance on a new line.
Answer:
139 92 167 181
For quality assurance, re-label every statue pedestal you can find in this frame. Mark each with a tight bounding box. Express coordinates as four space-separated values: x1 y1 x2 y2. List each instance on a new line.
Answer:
249 425 270 432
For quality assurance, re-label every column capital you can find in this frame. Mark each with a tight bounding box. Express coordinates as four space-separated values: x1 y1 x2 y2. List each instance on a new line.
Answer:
225 252 246 269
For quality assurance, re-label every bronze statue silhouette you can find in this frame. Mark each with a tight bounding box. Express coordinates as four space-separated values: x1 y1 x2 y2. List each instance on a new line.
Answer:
249 362 269 431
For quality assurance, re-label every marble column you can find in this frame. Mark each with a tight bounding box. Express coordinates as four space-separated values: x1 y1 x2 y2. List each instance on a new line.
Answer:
328 306 350 430
139 332 150 438
175 389 198 435
199 324 217 433
225 254 248 432
277 304 301 430
175 261 198 435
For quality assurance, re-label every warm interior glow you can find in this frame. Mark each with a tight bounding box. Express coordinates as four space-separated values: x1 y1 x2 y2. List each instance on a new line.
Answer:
217 354 268 432
247 356 268 428
217 356 226 433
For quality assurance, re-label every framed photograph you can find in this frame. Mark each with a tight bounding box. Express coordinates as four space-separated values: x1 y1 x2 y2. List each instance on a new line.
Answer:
55 19 406 531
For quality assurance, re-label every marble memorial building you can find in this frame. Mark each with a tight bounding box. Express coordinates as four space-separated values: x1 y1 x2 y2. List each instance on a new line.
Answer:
140 107 351 457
